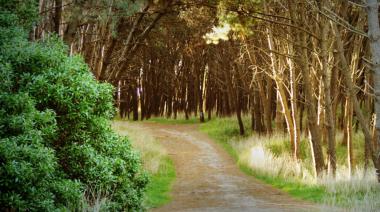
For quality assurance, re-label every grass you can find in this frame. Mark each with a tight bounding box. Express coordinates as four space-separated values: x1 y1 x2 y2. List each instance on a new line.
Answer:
146 116 199 124
199 117 325 202
199 116 380 210
144 157 175 207
239 163 325 202
114 112 200 124
112 121 176 209
113 115 380 210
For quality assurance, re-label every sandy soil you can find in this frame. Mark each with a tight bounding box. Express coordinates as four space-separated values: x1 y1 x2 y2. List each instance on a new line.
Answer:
138 123 325 212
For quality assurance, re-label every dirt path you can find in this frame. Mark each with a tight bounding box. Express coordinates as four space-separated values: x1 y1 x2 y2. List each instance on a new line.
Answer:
141 123 322 212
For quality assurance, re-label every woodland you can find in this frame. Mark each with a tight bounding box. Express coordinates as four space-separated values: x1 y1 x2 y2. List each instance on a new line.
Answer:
2 0 380 211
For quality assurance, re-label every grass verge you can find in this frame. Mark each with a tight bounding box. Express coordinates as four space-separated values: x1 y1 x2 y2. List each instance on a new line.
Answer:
199 117 325 202
199 117 380 210
112 121 176 209
144 157 175 207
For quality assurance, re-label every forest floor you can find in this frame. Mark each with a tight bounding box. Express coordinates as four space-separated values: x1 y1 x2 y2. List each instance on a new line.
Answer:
139 122 325 212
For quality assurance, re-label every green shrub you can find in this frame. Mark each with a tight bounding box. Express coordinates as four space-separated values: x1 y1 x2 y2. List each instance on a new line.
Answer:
0 2 147 211
0 92 83 210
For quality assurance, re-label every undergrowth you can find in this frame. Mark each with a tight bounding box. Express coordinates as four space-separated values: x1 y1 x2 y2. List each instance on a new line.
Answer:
200 116 380 211
112 121 176 209
1 2 147 210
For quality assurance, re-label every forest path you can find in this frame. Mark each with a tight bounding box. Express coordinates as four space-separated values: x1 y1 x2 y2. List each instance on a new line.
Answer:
139 123 322 212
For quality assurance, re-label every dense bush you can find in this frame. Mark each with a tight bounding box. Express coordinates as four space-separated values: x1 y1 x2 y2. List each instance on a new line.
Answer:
0 1 147 211
0 92 83 211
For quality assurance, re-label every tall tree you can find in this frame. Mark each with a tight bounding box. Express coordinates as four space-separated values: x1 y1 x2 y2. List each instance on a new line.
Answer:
366 0 380 182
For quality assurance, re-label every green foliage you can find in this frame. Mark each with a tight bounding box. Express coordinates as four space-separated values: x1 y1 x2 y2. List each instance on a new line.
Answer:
64 0 147 37
0 93 82 211
214 0 263 38
0 2 147 211
0 0 38 29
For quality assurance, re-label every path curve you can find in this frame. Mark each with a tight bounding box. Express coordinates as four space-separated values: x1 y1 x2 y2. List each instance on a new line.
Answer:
141 123 321 212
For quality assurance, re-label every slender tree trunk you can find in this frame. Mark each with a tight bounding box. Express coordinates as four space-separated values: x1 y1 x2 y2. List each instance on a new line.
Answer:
288 1 325 175
300 32 326 176
366 0 380 182
236 99 245 135
132 86 139 121
344 98 354 176
320 7 336 175
53 0 62 34
332 23 376 176
275 92 285 133
234 65 245 135
287 42 301 159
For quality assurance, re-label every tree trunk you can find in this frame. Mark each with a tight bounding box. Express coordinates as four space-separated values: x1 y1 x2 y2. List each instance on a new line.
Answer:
320 6 336 175
366 0 380 182
132 86 139 121
332 23 376 177
287 41 301 159
344 98 354 176
236 85 245 136
288 1 325 174
300 32 326 176
53 0 62 34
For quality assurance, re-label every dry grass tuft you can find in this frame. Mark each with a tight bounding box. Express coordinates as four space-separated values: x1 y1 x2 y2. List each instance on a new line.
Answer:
230 133 380 210
112 121 167 174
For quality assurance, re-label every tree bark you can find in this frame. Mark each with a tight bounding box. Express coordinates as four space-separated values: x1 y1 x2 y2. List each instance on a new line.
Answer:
288 1 325 175
320 4 336 175
332 22 376 176
53 0 62 34
366 0 380 182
